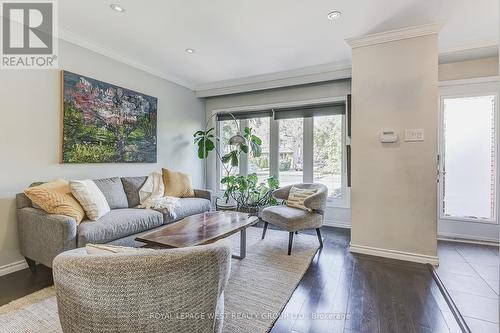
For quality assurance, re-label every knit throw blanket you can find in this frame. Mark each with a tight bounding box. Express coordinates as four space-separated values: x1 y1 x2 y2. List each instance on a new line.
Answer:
138 172 180 219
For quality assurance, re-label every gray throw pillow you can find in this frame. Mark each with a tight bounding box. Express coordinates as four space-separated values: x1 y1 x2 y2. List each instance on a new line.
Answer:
121 176 147 208
93 177 129 209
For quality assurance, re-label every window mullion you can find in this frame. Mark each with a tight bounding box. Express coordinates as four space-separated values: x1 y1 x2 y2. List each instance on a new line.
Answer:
270 118 279 179
303 117 314 183
239 119 249 176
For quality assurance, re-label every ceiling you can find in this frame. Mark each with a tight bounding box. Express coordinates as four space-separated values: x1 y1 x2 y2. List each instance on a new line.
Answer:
59 0 499 90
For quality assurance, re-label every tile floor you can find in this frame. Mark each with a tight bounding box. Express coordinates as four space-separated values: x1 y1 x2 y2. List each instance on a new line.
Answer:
437 241 499 333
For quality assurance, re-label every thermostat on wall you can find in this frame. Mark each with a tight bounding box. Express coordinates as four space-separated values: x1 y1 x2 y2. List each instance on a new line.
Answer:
379 130 398 143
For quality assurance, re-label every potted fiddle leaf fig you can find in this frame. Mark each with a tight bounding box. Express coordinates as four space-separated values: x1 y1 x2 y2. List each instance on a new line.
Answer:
193 118 279 214
193 124 262 177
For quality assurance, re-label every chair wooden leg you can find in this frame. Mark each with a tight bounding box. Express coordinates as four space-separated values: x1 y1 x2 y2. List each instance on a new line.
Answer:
261 222 269 240
25 257 36 274
288 232 294 255
316 228 323 248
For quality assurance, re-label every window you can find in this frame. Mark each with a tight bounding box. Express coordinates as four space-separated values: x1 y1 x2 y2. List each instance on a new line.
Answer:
216 99 349 206
218 120 239 185
441 95 497 222
313 115 343 197
278 118 303 187
247 117 270 184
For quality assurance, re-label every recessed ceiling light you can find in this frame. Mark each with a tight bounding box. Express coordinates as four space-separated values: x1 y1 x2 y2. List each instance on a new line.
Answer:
110 4 125 12
185 48 195 54
327 11 342 21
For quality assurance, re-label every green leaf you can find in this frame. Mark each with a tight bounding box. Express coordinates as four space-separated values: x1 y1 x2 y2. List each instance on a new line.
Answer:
240 144 249 154
247 173 258 184
251 141 262 157
197 143 206 159
206 139 215 151
221 153 232 164
267 176 279 189
230 150 239 167
193 130 204 137
251 135 262 145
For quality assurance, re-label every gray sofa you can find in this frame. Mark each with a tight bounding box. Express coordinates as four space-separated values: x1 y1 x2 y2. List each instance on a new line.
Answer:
16 176 213 269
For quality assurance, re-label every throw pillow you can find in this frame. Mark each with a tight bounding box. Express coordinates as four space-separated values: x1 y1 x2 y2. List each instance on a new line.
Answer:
70 180 110 220
162 168 195 198
24 179 85 223
286 187 318 212
93 177 129 209
85 244 144 255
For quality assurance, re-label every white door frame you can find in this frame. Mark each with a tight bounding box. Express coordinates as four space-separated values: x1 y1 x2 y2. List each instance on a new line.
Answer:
437 78 499 242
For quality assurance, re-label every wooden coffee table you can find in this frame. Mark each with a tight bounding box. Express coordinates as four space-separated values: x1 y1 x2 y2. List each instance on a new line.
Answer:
136 211 259 259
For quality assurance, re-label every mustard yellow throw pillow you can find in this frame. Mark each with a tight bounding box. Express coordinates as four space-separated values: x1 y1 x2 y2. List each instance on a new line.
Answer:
162 168 195 198
286 186 318 212
24 179 85 223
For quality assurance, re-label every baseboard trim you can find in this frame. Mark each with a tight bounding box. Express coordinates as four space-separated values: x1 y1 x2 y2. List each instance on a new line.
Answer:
323 219 351 229
437 232 499 244
349 243 439 265
0 260 28 276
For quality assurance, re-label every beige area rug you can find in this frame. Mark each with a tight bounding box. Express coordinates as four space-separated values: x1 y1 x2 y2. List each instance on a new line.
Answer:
0 227 319 333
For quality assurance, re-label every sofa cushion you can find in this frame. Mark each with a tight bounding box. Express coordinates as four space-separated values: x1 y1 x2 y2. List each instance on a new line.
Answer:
162 198 212 224
93 177 129 209
121 176 147 208
261 205 322 231
77 208 163 246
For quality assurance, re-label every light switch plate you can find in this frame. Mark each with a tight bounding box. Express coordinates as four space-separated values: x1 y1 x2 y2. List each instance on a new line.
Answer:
405 129 424 142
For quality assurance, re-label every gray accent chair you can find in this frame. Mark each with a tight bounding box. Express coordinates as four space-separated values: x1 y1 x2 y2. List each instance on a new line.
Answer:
16 176 213 271
53 240 231 333
261 183 328 255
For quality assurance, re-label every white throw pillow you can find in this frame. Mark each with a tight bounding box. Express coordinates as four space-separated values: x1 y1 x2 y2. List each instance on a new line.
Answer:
70 180 110 220
286 187 318 212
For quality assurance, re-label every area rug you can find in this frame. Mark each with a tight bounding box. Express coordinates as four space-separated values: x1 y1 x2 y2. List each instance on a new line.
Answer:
0 227 319 333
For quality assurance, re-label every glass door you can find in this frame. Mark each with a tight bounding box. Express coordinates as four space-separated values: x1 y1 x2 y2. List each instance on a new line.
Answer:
439 94 498 223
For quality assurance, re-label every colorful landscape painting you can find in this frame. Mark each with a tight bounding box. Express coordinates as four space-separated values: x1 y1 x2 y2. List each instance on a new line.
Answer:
62 71 157 163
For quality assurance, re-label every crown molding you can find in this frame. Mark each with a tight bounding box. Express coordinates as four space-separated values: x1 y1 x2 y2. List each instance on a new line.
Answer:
439 41 498 64
346 22 443 49
440 40 499 56
58 29 195 90
195 61 352 98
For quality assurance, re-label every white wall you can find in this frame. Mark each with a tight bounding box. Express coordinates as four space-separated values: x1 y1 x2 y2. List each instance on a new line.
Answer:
439 57 499 81
350 32 439 263
0 40 205 272
205 80 352 227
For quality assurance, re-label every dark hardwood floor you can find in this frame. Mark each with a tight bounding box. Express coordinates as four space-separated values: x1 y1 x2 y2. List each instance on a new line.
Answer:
0 264 52 306
0 226 465 333
269 227 462 333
